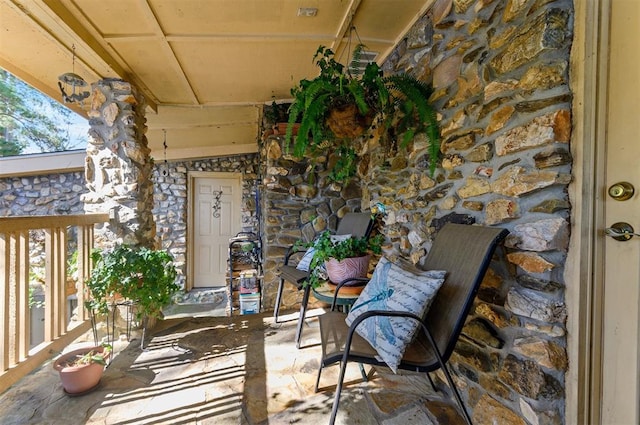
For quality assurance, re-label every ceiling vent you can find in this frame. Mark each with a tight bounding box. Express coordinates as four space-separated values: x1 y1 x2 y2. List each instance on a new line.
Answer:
297 8 318 17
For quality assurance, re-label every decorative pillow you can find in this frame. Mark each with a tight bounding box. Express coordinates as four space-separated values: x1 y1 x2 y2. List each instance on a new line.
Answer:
329 234 352 244
295 234 352 272
345 257 446 373
296 247 315 271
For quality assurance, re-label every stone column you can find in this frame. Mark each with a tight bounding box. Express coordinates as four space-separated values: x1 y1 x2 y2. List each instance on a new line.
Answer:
82 79 156 248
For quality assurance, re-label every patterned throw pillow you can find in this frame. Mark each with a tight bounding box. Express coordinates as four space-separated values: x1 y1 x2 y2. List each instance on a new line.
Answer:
296 247 315 271
345 257 446 373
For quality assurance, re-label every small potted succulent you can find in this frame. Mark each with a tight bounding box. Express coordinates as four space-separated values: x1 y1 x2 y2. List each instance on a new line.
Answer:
53 343 112 395
297 231 384 288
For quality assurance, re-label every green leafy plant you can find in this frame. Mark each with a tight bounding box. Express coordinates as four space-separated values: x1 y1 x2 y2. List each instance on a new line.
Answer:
61 343 113 368
296 231 384 288
85 245 179 319
285 45 440 181
264 100 290 125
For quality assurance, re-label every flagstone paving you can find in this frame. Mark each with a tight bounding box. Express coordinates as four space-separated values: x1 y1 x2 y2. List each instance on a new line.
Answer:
0 311 464 424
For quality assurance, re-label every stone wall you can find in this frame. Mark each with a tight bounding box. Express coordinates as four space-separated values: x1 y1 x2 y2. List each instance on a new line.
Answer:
0 172 86 217
0 171 88 299
0 151 260 294
153 154 260 289
355 0 573 423
261 136 365 312
82 79 155 248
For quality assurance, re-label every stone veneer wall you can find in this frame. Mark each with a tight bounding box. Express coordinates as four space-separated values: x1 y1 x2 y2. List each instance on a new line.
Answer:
261 136 365 312
0 152 260 293
82 79 155 248
152 154 260 289
353 0 573 423
0 172 86 217
0 172 88 278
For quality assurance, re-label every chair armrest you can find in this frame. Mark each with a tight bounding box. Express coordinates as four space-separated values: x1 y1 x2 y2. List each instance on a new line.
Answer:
346 310 422 333
330 277 369 311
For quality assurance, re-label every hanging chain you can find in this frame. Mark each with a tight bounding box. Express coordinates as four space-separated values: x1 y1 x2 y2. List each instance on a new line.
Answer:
161 129 169 177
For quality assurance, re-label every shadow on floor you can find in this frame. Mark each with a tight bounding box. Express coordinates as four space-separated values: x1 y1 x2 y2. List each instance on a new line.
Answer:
0 311 464 424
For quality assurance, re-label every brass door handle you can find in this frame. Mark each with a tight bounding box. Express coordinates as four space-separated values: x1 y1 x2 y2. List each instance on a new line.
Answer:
605 222 640 241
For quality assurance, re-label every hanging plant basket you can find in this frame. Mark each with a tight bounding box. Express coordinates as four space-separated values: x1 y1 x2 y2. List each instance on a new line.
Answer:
326 103 373 139
285 44 441 180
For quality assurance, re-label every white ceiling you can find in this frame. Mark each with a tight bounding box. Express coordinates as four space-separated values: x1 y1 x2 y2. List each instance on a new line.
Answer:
0 0 432 159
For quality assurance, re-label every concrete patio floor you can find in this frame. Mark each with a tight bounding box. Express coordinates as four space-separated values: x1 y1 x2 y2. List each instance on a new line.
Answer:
0 310 465 424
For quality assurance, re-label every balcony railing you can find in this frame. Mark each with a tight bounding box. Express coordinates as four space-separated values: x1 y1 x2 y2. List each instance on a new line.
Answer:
0 213 109 393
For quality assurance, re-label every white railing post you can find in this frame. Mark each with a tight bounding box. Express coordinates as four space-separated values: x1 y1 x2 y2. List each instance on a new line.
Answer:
16 231 29 363
0 233 10 372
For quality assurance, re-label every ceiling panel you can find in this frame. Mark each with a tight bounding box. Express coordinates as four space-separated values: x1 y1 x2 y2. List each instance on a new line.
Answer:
72 0 158 36
151 0 346 36
173 39 330 103
1 0 432 158
147 123 258 149
110 39 195 104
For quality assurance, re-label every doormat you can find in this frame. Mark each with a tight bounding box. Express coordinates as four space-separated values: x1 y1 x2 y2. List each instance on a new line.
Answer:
162 287 228 319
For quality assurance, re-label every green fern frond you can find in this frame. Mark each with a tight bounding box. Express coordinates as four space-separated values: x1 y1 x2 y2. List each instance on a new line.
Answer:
346 79 369 115
426 107 440 176
384 74 440 176
294 93 332 157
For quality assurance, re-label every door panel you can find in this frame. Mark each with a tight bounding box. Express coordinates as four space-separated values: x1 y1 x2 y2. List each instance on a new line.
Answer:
192 175 241 288
601 1 640 423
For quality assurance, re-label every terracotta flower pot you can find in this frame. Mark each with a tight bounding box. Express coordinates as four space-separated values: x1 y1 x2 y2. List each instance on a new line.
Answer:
53 346 110 395
325 255 371 284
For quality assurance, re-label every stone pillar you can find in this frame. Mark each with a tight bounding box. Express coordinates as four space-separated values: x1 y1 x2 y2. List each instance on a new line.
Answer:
82 79 156 248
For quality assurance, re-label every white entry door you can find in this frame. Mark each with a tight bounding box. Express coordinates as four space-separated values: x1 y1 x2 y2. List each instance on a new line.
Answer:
191 173 242 288
599 1 640 423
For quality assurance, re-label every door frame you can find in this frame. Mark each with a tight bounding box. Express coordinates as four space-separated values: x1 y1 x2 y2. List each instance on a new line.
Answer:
566 1 610 424
186 171 243 291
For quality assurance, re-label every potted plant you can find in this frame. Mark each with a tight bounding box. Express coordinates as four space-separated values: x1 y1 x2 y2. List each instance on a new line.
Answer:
297 231 384 288
53 343 112 394
85 245 179 322
285 45 440 181
264 100 298 136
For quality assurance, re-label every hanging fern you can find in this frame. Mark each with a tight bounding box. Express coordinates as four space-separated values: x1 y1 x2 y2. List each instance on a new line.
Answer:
285 44 441 181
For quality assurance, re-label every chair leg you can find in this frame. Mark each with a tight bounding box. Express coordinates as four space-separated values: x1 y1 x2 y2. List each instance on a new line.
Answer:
427 372 437 392
314 363 323 393
417 321 473 425
329 360 348 425
358 363 368 382
440 362 473 425
273 277 285 323
294 285 310 348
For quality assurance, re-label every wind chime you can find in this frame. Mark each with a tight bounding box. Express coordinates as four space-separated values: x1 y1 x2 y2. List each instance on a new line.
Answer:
57 44 90 106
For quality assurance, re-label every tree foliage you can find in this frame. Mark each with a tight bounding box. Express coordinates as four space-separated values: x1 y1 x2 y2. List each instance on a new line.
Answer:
0 69 84 156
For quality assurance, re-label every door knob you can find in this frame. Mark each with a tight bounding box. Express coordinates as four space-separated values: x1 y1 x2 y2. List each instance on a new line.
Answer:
608 182 634 201
605 222 640 241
